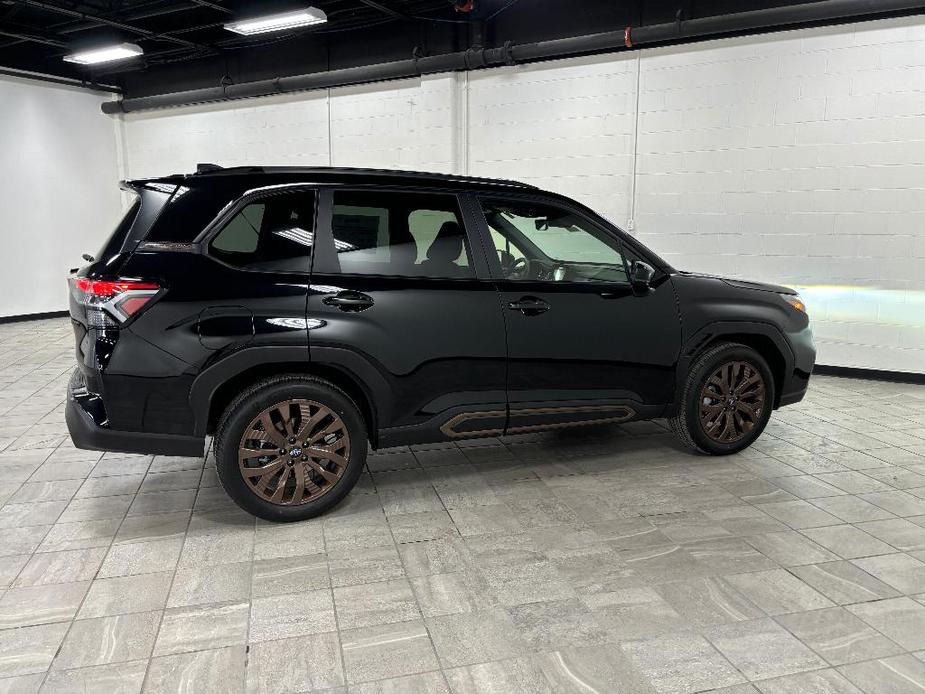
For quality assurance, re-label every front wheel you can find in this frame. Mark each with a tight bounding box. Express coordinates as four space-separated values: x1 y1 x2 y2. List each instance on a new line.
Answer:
669 342 774 455
214 375 366 521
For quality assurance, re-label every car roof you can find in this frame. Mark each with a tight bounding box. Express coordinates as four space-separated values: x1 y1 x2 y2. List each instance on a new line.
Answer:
125 165 538 193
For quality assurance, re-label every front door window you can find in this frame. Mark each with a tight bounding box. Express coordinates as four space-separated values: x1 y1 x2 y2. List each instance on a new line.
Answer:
480 199 628 283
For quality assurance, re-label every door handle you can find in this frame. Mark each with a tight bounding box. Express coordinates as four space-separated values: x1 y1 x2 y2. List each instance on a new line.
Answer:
322 291 374 312
507 296 550 316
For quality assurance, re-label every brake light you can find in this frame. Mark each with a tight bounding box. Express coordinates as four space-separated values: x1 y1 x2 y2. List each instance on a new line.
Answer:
74 278 160 297
71 277 162 325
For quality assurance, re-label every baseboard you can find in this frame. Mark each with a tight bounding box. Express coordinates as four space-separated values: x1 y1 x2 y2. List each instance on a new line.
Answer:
0 310 69 325
814 364 925 385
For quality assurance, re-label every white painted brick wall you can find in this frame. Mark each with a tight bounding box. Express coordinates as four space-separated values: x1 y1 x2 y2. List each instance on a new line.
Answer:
123 91 331 175
466 53 638 224
0 75 123 317
118 14 925 373
635 15 925 373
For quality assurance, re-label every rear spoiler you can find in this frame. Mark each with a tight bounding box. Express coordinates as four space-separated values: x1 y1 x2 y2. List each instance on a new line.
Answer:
121 163 227 191
120 180 179 194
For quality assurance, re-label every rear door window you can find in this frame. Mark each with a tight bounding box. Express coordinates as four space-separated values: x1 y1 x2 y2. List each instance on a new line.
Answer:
328 190 473 278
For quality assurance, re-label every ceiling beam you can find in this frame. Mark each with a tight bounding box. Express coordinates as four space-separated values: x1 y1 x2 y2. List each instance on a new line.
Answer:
188 0 231 13
0 1 218 49
13 0 217 52
355 0 411 20
0 27 66 47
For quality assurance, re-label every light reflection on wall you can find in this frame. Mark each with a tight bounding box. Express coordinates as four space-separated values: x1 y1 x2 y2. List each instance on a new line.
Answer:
789 284 925 373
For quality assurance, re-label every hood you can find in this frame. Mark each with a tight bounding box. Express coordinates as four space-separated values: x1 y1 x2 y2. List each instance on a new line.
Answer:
676 271 796 295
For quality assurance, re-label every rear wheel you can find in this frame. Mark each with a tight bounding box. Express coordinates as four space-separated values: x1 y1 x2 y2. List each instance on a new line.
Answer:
214 375 366 521
670 342 774 455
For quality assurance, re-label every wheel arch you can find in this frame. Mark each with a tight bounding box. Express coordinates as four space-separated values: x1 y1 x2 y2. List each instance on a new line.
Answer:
672 321 794 414
189 347 383 447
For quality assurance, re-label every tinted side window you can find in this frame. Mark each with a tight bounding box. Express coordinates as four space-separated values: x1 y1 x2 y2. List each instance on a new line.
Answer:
481 198 628 283
209 191 315 272
330 191 473 278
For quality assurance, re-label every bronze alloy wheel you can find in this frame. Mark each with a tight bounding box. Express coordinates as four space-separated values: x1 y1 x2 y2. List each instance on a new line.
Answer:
238 399 350 506
699 360 766 444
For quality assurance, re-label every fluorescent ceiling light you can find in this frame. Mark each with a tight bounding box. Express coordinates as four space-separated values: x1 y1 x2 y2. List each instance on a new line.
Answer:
224 7 327 35
63 43 143 65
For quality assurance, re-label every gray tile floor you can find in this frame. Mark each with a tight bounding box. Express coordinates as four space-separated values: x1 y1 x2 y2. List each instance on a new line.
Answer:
0 317 924 693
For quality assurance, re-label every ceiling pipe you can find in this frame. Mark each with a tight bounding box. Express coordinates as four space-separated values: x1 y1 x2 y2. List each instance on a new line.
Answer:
0 64 121 93
102 0 925 114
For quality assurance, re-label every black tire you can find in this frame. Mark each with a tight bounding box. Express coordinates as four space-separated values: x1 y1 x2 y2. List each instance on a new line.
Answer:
669 342 774 455
214 375 367 522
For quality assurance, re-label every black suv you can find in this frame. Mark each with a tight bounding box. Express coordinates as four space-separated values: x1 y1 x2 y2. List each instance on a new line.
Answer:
67 166 815 521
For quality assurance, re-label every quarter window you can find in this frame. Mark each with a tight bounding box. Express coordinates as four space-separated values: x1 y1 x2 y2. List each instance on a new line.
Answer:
330 191 473 278
480 199 628 283
209 191 315 272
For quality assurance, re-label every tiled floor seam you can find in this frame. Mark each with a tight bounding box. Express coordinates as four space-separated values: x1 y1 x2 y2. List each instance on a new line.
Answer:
136 497 196 692
31 455 145 690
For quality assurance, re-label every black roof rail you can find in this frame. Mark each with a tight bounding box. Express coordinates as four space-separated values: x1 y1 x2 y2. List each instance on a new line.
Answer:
305 166 536 189
129 165 537 190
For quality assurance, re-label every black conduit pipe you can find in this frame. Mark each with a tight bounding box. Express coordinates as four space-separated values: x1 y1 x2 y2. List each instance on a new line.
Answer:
102 0 925 114
0 66 121 93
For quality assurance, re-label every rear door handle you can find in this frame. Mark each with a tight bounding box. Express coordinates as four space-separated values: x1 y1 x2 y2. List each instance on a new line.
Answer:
322 291 374 312
507 296 550 316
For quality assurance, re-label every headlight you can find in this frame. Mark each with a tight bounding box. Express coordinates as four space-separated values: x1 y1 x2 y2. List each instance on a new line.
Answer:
781 293 806 313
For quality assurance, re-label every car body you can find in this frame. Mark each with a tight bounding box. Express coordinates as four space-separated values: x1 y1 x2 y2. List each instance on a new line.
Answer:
66 166 815 520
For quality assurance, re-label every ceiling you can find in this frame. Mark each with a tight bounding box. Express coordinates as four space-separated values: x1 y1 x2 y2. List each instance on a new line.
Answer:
1 0 922 99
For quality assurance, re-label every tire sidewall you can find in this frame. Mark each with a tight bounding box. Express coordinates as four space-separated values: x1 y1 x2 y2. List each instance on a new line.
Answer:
685 346 774 455
215 379 366 522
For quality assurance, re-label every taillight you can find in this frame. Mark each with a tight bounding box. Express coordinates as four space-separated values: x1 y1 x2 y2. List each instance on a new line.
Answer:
70 277 162 326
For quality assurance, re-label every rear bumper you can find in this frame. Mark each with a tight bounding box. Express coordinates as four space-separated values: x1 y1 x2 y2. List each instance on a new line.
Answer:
66 370 204 458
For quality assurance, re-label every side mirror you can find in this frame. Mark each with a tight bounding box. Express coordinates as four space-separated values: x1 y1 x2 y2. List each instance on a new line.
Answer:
630 260 655 291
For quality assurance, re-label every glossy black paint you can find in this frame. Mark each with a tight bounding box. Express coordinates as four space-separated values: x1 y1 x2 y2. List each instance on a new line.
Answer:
66 166 815 457
307 275 508 446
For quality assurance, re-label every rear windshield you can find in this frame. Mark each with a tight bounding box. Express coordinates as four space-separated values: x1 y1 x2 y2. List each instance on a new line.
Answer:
97 184 182 259
96 195 141 259
144 180 244 243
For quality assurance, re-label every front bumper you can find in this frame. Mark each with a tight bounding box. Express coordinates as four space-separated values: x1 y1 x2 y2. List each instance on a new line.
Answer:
778 370 811 407
778 323 816 407
66 370 204 457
